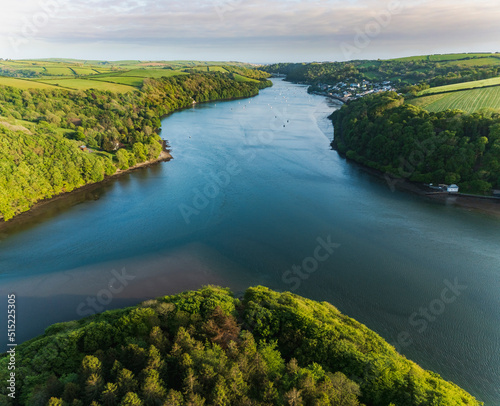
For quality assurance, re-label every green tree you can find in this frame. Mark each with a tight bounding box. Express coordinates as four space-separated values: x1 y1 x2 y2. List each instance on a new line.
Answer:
120 392 143 406
101 382 119 406
116 149 131 170
132 142 147 162
47 398 64 406
141 369 166 405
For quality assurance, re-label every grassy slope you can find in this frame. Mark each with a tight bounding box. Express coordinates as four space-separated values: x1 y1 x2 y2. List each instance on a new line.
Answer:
442 57 500 67
390 53 500 62
409 86 500 113
233 73 260 83
90 76 146 87
115 69 189 78
418 76 500 95
35 78 137 92
0 77 60 90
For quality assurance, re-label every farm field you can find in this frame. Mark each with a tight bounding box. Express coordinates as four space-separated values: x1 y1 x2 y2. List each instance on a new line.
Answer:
0 59 250 80
390 53 499 62
90 76 146 87
428 53 498 61
185 66 228 73
233 73 259 83
443 57 500 67
0 77 60 90
35 78 137 92
409 86 500 113
0 59 265 93
69 67 101 75
115 69 188 78
43 67 75 76
0 60 116 77
419 76 500 95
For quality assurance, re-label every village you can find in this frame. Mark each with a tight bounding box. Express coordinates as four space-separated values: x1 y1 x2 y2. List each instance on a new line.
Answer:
310 79 396 102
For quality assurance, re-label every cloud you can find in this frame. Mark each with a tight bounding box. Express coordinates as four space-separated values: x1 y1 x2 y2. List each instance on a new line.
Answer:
1 0 499 61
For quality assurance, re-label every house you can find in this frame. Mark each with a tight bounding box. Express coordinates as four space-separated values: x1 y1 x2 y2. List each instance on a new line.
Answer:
79 145 92 153
447 184 459 193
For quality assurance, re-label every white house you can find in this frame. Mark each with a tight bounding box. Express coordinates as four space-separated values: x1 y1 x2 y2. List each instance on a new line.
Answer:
447 184 459 193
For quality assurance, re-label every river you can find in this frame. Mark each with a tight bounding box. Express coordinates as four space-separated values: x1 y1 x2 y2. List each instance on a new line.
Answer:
0 78 499 404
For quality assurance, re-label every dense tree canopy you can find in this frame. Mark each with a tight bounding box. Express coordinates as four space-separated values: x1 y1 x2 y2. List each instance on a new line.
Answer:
0 286 481 406
331 92 500 194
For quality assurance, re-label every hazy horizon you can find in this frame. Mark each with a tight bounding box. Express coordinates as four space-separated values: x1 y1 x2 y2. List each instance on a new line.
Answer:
2 51 500 65
1 0 499 63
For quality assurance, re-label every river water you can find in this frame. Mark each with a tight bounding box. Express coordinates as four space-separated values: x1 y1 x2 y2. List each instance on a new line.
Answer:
0 79 499 404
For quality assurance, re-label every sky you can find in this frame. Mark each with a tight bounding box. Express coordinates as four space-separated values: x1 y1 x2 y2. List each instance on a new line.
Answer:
0 0 499 63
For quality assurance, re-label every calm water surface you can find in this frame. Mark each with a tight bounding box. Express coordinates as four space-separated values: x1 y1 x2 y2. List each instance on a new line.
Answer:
0 79 499 404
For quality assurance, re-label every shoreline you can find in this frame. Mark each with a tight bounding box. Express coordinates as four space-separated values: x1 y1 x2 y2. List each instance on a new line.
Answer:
336 152 500 218
0 150 172 229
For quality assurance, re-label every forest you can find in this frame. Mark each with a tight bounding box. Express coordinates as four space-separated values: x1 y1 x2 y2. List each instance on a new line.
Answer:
331 92 500 194
0 286 481 406
0 72 272 221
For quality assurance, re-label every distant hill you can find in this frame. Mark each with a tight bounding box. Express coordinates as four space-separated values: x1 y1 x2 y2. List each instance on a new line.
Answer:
0 286 482 405
0 59 269 92
263 52 500 94
263 53 500 114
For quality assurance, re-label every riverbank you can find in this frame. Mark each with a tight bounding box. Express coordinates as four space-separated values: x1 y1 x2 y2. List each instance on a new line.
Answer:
336 153 500 218
0 150 172 229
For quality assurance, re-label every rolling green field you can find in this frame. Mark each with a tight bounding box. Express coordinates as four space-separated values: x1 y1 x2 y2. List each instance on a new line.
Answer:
233 73 260 83
90 76 146 87
390 53 500 62
0 59 261 92
419 76 500 95
409 85 500 113
428 53 498 61
36 78 137 92
69 67 101 75
43 66 75 76
185 66 229 73
0 59 251 80
0 77 60 90
0 60 115 77
208 66 228 72
443 57 500 67
115 68 188 78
